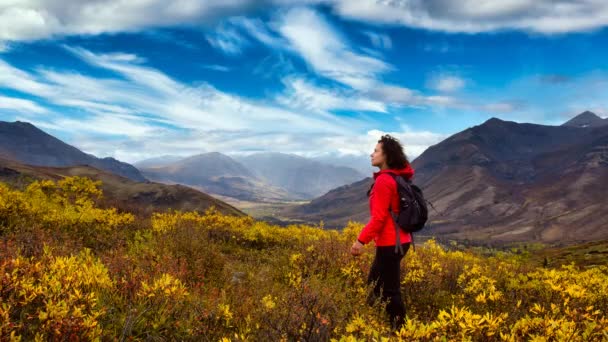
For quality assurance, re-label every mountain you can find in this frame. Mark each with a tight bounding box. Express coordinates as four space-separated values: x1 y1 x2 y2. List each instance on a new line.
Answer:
140 152 294 201
232 152 366 198
412 117 584 184
0 157 244 217
284 114 608 244
562 111 608 128
0 121 146 182
408 117 608 243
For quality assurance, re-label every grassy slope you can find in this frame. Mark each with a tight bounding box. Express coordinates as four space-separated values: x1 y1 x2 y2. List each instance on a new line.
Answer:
0 157 244 216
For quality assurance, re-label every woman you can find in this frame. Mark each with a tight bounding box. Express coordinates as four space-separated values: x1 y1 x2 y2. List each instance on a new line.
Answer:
350 134 414 331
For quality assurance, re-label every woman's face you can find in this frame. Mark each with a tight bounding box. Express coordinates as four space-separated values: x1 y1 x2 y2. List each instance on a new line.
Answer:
370 142 387 168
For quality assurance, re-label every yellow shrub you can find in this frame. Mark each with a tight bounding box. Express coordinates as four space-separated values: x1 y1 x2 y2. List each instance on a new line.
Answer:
137 273 189 300
1 248 113 340
1 177 134 234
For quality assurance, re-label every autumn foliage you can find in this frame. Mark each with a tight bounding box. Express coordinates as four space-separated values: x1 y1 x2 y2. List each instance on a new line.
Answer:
1 177 607 341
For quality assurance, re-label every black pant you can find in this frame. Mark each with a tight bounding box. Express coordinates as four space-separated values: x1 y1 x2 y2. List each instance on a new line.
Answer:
366 243 410 330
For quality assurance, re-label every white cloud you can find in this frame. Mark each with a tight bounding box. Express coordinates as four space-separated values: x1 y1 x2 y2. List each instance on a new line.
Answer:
424 95 459 107
366 85 416 104
483 102 517 113
1 46 347 133
252 53 297 79
2 0 608 47
0 95 46 113
364 85 461 109
0 0 264 41
0 60 56 97
206 25 249 55
327 0 608 34
30 113 162 138
201 64 231 72
277 77 386 113
275 7 391 90
362 31 392 49
69 46 361 132
265 8 468 111
430 75 466 92
235 11 395 93
233 17 287 48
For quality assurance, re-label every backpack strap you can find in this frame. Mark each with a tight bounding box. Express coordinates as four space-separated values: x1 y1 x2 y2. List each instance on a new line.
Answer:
411 234 416 252
366 181 374 197
387 173 405 255
388 174 416 254
389 210 404 255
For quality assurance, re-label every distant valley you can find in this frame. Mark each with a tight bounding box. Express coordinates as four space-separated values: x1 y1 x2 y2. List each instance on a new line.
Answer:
136 151 366 202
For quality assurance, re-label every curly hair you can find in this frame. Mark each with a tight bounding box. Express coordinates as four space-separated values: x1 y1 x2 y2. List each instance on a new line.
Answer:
378 134 410 169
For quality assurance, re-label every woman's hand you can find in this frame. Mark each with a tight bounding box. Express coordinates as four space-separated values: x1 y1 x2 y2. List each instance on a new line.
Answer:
351 240 364 256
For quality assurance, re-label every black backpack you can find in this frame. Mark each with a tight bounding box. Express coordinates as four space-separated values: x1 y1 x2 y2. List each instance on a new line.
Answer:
387 174 428 254
366 174 430 254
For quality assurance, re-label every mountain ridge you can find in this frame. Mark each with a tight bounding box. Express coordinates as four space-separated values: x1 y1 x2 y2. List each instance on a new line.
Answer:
0 120 146 182
562 111 608 128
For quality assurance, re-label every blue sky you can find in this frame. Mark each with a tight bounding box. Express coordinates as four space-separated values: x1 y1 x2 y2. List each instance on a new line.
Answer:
1 1 608 164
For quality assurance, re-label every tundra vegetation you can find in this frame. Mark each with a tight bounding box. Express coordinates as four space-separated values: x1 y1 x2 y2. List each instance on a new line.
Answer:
1 177 607 341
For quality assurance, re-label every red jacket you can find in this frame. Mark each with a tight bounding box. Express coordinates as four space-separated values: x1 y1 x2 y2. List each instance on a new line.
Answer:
357 165 415 246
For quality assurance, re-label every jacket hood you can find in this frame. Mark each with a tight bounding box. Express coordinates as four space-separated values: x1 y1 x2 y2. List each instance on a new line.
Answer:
372 164 415 180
